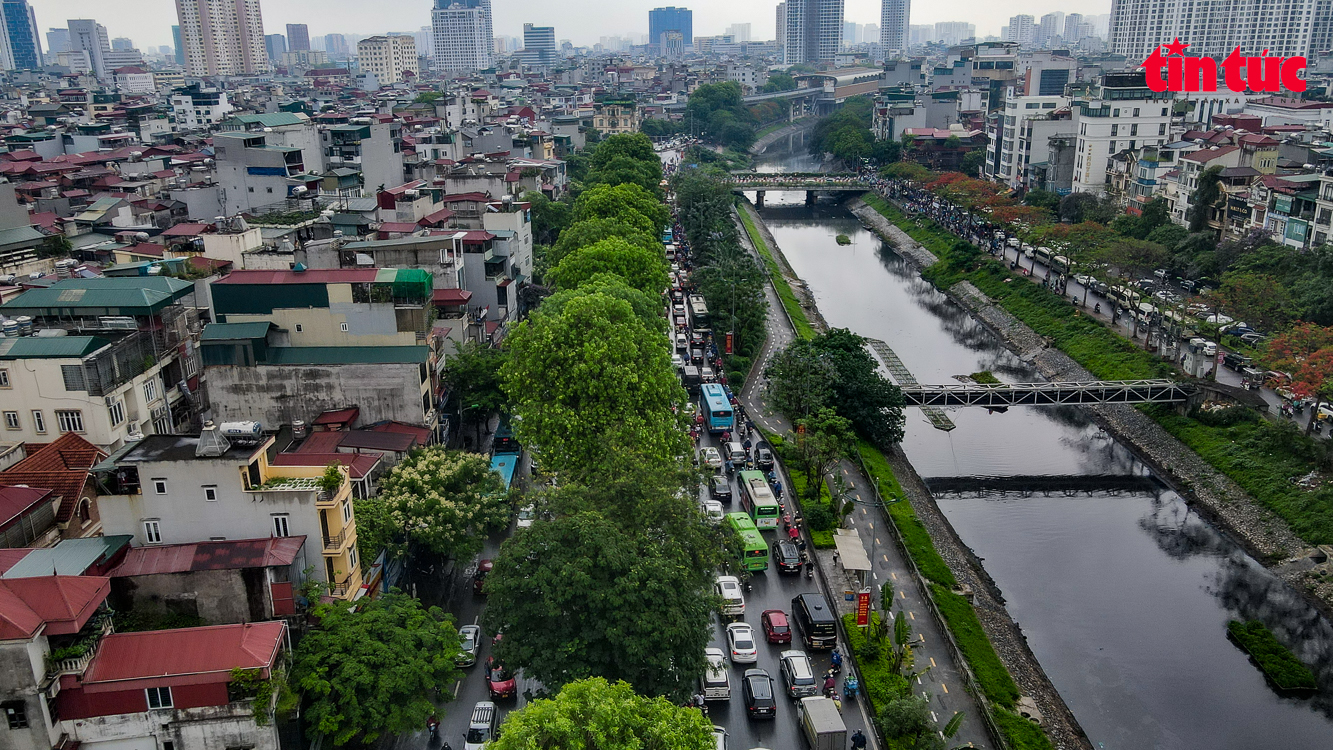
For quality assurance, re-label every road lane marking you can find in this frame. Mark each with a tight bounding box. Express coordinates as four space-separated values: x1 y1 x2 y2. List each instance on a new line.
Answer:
883 554 889 562
930 658 936 668
890 572 897 580
909 611 915 620
931 711 937 722
453 681 461 697
941 683 948 694
875 537 881 545
900 590 906 599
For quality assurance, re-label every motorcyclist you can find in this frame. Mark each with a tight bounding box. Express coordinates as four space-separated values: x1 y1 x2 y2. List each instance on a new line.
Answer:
851 730 867 750
427 715 439 739
831 649 843 672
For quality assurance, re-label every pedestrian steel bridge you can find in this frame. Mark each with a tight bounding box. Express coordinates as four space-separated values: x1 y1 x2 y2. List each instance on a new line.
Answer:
901 380 1195 408
924 474 1162 497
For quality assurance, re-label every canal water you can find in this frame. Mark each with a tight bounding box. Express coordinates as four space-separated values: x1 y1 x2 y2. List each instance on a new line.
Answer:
748 150 1333 749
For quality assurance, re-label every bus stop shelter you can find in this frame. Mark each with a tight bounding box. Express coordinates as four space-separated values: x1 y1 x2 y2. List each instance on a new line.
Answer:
833 528 873 588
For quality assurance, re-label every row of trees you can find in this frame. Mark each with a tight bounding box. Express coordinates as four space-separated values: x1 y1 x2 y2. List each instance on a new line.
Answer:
484 133 728 701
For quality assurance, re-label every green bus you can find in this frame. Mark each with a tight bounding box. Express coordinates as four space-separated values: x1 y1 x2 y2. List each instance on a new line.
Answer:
738 470 782 530
726 512 769 572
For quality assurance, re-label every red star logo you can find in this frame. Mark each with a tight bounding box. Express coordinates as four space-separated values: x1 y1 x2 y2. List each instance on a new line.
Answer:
1163 37 1189 56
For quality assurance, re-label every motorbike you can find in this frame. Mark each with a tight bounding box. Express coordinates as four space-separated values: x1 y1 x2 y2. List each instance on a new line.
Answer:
844 674 859 700
830 649 843 674
805 561 814 579
427 718 439 740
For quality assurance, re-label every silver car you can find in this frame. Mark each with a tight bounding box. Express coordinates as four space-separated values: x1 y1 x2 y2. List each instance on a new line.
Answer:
456 624 481 667
779 650 818 697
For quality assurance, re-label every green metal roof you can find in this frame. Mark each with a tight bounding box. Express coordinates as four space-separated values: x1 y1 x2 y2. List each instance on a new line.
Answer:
0 226 46 250
201 321 273 341
0 335 110 360
223 112 306 128
2 536 134 578
263 345 429 365
1 277 193 316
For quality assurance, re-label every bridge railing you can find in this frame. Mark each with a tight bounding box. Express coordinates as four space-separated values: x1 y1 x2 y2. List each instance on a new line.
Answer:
900 379 1194 407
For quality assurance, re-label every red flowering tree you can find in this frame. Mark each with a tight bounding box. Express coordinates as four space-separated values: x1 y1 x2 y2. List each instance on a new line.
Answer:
1265 322 1333 433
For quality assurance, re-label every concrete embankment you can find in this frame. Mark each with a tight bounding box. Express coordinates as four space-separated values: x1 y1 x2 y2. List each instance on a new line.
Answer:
750 118 818 155
849 195 1333 614
748 199 1093 750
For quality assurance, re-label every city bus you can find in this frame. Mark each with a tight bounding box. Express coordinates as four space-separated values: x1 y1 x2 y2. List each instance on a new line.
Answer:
688 294 710 328
700 383 734 433
737 470 782 530
726 512 769 571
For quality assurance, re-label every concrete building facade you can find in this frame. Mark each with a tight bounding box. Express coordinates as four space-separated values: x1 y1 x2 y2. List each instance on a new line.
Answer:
357 35 419 85
175 0 269 77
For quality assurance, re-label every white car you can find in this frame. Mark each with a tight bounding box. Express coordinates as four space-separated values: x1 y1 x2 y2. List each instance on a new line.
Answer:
712 726 727 750
701 648 731 700
715 575 745 616
726 622 758 664
700 446 723 469
516 504 535 529
702 500 725 523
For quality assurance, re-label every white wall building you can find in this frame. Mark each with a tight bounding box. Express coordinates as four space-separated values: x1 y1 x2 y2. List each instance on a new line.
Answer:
432 0 493 73
357 35 419 85
1071 72 1174 195
174 0 269 77
987 93 1072 188
1108 0 1318 61
881 0 909 54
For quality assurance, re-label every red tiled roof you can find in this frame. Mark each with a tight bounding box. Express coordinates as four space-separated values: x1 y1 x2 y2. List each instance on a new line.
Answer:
368 421 431 444
213 268 380 285
313 407 360 426
1181 145 1239 162
294 431 346 453
0 486 51 530
420 207 455 225
432 288 472 305
109 537 306 577
162 222 213 237
188 256 232 273
271 453 380 478
0 576 110 640
339 430 418 452
0 549 28 574
3 433 106 523
120 242 165 257
81 621 286 689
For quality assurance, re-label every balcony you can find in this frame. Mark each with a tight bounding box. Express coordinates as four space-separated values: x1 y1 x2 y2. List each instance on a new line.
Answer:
322 529 348 552
45 613 114 683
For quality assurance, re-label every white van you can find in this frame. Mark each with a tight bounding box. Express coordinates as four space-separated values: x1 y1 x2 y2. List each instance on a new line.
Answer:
701 647 731 700
464 702 498 750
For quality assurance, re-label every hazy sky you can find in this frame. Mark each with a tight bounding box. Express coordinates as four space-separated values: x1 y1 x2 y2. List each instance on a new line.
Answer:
38 0 1112 51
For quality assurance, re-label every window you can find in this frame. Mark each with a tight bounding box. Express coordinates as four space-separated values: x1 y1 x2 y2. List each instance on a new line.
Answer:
145 686 173 709
0 368 8 387
56 410 84 433
1159 123 1167 135
108 399 125 427
31 411 44 434
3 412 17 430
1133 107 1141 117
79 499 91 524
153 479 167 495
1130 124 1139 136
273 514 291 537
348 546 358 572
342 498 352 523
144 380 158 402
295 324 303 332
61 365 86 391
143 520 162 543
1113 108 1120 117
204 486 218 501
248 186 254 192
1161 107 1168 116
340 322 349 332
1111 124 1118 136
3 700 28 729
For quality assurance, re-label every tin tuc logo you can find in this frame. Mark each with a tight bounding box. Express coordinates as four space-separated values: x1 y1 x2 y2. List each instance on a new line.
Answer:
1143 38 1307 93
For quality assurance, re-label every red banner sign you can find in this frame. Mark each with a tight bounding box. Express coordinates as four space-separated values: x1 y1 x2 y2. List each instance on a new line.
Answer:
726 331 733 355
855 590 871 626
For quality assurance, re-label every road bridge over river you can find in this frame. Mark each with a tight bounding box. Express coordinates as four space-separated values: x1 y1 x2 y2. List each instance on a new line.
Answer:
728 174 865 205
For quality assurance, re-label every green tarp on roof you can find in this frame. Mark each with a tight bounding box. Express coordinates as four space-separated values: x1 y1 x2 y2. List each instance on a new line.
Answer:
380 267 432 301
1 277 193 316
0 335 110 359
263 345 429 365
201 321 273 341
223 112 306 128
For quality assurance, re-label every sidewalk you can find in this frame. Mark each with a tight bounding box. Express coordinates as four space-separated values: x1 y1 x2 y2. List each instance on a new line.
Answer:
733 206 989 749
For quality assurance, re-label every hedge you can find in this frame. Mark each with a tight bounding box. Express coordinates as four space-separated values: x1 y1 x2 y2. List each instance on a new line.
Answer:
1227 620 1318 691
841 612 911 710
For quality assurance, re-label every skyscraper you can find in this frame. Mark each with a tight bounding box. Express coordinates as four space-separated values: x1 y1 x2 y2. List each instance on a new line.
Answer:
1036 12 1064 47
1063 13 1082 41
111 36 134 50
776 2 787 48
727 23 752 42
0 0 42 70
175 0 269 76
357 35 418 84
46 27 69 54
1108 0 1317 60
784 0 843 63
265 33 286 62
324 33 347 56
172 24 184 63
648 7 693 48
934 21 974 46
522 23 557 66
880 0 909 55
432 0 494 73
1006 14 1035 46
67 19 110 77
286 23 309 51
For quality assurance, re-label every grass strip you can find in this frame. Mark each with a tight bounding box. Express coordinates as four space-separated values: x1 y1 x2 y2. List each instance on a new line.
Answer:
993 707 1056 750
856 440 955 588
841 612 911 711
737 203 816 340
864 193 1333 548
1227 620 1318 691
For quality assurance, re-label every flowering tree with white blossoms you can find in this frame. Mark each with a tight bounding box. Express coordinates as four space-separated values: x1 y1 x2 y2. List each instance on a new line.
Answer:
377 447 511 560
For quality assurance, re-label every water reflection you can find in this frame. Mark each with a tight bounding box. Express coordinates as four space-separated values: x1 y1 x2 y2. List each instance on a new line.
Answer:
757 194 1333 749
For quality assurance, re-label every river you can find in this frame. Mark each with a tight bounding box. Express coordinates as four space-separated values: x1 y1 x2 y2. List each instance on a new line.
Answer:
746 149 1333 749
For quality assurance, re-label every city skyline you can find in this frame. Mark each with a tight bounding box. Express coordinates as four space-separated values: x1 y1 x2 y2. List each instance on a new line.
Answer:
42 0 1112 51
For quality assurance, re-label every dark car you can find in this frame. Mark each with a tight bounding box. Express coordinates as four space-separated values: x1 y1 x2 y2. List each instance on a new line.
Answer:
755 442 775 470
485 657 516 700
710 475 733 503
1223 352 1252 371
742 669 776 718
473 559 493 595
773 539 802 573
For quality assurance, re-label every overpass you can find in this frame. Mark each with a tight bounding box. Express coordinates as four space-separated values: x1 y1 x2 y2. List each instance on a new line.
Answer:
923 474 1162 497
900 380 1195 408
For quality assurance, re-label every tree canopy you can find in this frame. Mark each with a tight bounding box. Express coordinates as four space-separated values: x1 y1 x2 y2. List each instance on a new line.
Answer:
550 217 661 267
548 237 670 295
541 273 667 333
377 448 511 559
573 182 671 238
765 329 906 445
441 339 509 445
488 678 715 750
293 591 461 746
502 290 688 482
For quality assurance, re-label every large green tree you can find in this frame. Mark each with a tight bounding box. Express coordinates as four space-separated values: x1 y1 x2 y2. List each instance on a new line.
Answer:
790 408 857 502
522 191 573 246
814 328 906 446
292 592 461 746
502 290 688 482
441 339 509 446
482 511 716 699
589 132 659 170
550 217 661 267
765 338 835 419
1188 164 1225 234
379 448 511 559
488 678 714 750
573 183 671 238
548 237 670 295
541 273 667 333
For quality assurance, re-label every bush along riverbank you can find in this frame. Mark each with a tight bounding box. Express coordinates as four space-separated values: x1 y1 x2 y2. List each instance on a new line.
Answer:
1227 620 1318 692
860 193 1333 579
736 200 817 340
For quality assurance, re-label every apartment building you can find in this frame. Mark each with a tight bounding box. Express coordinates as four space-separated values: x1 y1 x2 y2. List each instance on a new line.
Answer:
986 93 1072 188
432 0 493 73
319 118 406 197
174 0 269 77
783 0 843 65
1071 72 1173 195
97 427 364 598
357 35 419 86
0 277 200 450
170 85 233 130
1108 0 1318 61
